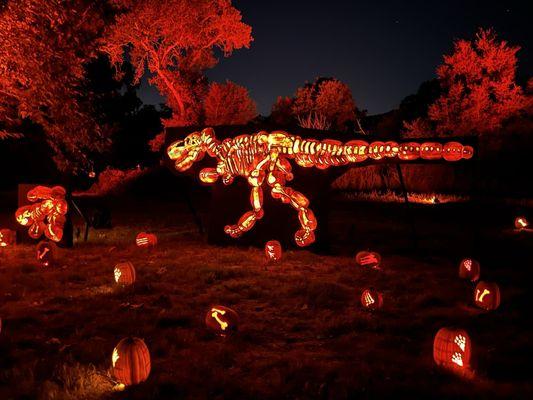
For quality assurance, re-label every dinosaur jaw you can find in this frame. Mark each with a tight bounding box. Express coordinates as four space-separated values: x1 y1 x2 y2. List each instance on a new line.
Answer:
167 140 203 171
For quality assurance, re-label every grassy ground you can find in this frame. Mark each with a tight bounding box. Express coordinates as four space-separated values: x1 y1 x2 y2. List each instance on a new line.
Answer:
0 194 532 399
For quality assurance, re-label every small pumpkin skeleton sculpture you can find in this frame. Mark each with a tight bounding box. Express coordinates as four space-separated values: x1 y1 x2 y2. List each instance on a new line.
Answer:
514 216 529 230
0 229 16 247
458 258 480 282
433 327 472 376
36 240 56 267
205 305 239 335
114 262 136 286
135 232 158 248
112 337 151 386
355 250 381 269
361 289 383 310
474 281 500 310
264 240 282 262
15 185 68 242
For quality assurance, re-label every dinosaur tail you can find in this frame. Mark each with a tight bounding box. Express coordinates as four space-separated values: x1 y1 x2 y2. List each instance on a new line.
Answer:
292 138 474 169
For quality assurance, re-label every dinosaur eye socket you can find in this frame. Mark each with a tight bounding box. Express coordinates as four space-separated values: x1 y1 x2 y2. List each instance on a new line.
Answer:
185 136 199 147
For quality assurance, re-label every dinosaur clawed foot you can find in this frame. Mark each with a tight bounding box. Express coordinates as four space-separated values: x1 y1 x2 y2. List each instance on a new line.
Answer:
224 224 244 238
295 228 315 247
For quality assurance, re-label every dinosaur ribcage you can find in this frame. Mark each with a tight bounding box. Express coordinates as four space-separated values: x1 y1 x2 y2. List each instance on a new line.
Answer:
221 136 269 177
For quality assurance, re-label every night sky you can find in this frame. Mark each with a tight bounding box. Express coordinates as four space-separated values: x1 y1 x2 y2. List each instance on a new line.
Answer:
138 0 531 116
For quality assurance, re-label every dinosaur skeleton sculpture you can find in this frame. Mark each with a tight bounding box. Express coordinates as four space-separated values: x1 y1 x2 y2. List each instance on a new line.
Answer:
167 128 473 247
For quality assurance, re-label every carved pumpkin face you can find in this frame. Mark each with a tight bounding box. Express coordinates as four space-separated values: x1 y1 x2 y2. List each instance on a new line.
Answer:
458 258 480 282
36 241 56 267
442 142 464 161
433 327 472 376
474 281 500 310
0 229 16 247
361 289 383 310
114 262 136 285
514 216 529 230
355 250 381 269
398 142 420 161
205 305 239 335
135 232 158 248
265 240 282 261
112 337 151 386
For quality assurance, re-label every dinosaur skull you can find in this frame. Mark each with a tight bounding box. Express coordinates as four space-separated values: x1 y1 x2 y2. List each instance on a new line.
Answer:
167 132 205 171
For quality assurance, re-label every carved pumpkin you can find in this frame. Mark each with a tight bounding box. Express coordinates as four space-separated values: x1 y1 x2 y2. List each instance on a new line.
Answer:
442 142 464 161
112 337 151 386
420 142 443 160
474 281 500 310
355 250 381 269
36 241 56 267
0 229 16 247
458 258 480 282
205 305 239 335
433 327 472 376
114 262 136 285
265 240 282 261
398 142 420 161
361 289 383 310
514 216 529 230
135 232 157 248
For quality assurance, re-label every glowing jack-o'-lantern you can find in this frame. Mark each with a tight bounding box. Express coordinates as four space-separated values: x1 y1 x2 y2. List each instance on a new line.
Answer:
474 281 500 311
458 258 480 282
355 250 381 269
514 216 529 230
135 232 158 248
114 262 136 286
112 337 151 386
205 305 239 335
361 289 383 310
433 327 472 376
36 241 56 267
0 229 16 247
15 185 68 242
264 240 282 261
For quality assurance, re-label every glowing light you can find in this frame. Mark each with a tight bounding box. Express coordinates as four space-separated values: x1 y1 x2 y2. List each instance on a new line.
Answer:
475 288 490 302
211 308 228 331
451 352 463 367
114 267 122 283
112 348 120 367
464 259 472 271
454 335 466 352
362 292 375 306
359 254 378 266
515 216 529 230
167 128 473 247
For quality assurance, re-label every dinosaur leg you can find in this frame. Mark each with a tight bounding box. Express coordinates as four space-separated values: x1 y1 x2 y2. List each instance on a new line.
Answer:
223 159 268 238
267 170 317 247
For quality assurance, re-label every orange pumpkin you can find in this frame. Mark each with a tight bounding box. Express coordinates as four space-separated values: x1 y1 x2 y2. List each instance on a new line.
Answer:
205 305 239 335
355 250 381 269
0 229 16 247
36 241 56 267
265 240 282 261
433 327 472 376
458 258 480 282
514 216 529 230
136 232 158 248
420 142 443 160
114 262 136 285
112 337 151 386
443 142 464 161
361 289 383 310
474 281 500 310
398 142 420 161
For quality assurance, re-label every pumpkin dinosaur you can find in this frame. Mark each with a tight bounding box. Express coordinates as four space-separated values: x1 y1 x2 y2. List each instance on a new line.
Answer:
167 128 473 247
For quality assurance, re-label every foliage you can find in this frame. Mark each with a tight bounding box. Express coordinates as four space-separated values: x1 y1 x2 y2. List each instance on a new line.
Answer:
296 112 331 130
0 0 117 172
404 29 526 137
270 96 295 126
101 0 253 127
80 166 147 196
204 81 257 126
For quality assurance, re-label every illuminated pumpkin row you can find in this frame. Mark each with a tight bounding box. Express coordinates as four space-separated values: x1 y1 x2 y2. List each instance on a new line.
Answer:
135 232 158 248
433 327 472 376
15 185 68 242
112 337 151 386
0 229 16 247
167 128 473 247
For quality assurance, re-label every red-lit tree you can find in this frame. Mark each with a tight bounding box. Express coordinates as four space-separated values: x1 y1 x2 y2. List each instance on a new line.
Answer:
0 0 113 172
270 96 295 126
405 29 526 137
204 81 257 126
101 0 253 127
